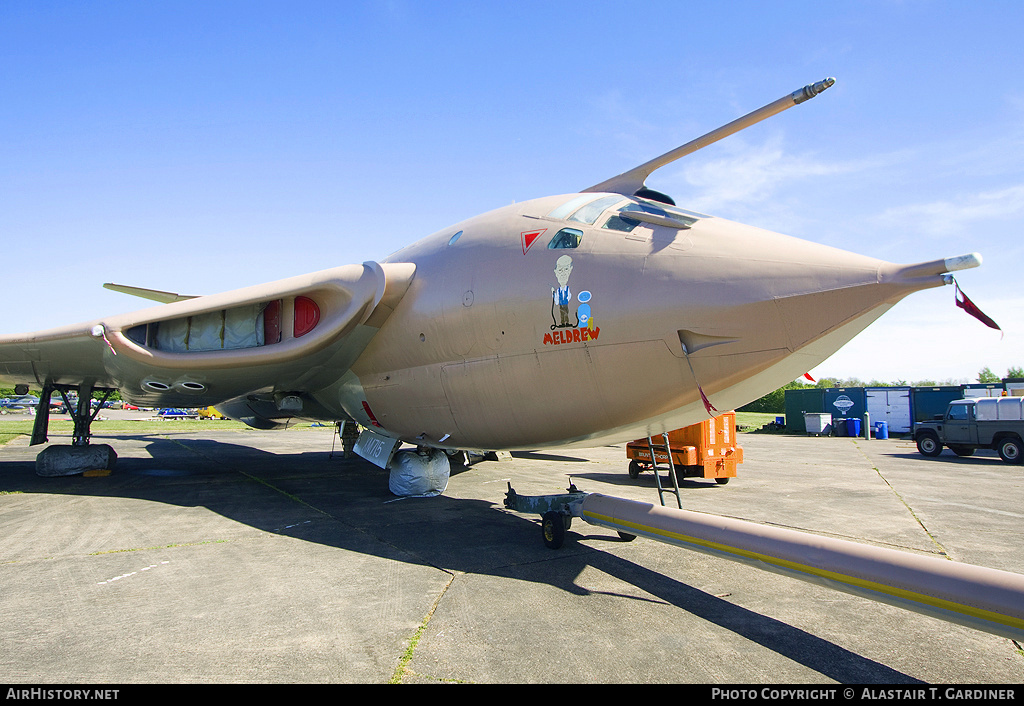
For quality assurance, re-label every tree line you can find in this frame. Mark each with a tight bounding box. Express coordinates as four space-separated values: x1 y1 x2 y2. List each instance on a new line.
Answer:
739 366 1024 414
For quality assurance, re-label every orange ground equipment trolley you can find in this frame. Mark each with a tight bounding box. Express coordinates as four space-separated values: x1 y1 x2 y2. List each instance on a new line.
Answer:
626 412 743 485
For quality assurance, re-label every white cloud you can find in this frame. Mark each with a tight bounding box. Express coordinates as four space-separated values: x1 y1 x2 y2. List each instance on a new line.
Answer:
873 184 1024 239
651 134 904 240
672 135 854 210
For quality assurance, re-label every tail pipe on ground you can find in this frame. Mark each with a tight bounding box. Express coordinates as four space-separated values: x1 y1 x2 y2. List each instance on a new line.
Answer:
548 492 1024 641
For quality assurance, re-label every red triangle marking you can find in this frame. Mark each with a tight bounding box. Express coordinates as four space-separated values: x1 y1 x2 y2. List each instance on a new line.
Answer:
521 229 546 255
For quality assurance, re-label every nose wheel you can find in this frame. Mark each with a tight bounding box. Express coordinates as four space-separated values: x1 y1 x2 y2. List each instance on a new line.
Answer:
542 511 569 549
507 483 635 550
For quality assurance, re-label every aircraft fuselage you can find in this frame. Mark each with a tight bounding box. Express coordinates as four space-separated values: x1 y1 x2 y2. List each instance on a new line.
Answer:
325 191 939 450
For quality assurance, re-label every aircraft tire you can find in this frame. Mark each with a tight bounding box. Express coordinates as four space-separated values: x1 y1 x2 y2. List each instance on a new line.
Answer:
542 511 566 549
617 531 636 542
949 445 975 457
916 432 942 457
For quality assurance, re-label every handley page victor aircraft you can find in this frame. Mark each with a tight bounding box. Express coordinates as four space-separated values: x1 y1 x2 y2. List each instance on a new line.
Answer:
0 79 990 478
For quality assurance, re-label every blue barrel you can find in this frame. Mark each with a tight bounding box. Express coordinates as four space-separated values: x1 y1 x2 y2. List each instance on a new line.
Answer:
846 417 861 437
875 421 889 440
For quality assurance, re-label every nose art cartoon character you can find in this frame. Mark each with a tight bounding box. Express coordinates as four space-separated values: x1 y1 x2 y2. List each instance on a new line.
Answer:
551 255 573 328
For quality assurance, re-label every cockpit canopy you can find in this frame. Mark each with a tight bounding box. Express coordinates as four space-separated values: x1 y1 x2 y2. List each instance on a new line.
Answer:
546 193 708 238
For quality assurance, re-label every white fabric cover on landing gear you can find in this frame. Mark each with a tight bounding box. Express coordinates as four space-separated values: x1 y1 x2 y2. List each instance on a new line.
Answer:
36 444 117 476
388 449 450 497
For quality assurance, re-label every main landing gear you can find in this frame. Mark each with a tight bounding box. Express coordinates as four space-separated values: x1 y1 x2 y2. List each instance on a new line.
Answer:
31 383 118 476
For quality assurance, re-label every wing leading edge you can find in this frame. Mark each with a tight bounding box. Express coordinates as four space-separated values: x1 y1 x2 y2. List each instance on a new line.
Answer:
102 283 199 304
0 261 416 411
584 78 835 199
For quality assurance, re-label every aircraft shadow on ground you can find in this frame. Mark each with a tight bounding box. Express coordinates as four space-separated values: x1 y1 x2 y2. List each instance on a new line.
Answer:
0 435 919 684
510 450 592 463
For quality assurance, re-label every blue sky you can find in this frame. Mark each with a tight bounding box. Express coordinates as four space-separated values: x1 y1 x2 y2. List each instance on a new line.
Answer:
2 1 1022 384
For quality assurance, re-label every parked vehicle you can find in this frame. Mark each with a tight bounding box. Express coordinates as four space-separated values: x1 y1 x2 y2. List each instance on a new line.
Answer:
157 408 198 419
1 395 38 410
914 397 1024 464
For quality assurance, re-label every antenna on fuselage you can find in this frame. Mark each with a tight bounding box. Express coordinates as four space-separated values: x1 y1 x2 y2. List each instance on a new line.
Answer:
584 78 836 198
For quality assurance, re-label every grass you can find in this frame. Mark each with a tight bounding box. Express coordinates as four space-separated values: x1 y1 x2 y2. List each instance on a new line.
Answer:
0 416 333 446
734 411 783 432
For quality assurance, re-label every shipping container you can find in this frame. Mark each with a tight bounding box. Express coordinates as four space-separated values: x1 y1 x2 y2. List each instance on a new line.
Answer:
911 386 964 423
784 388 826 433
866 387 912 433
962 383 1005 398
825 388 866 429
1003 378 1024 397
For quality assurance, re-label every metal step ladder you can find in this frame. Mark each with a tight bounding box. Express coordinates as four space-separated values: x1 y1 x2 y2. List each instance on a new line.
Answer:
647 433 682 508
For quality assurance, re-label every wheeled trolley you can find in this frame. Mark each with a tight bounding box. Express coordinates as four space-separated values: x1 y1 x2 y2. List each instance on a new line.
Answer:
626 412 743 485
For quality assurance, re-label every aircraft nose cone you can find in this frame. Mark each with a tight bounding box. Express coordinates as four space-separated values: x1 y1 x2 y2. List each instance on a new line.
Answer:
639 219 979 414
668 221 975 356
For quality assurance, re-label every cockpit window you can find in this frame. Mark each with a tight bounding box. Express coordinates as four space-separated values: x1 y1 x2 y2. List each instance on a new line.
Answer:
603 202 654 232
548 227 583 249
547 194 604 221
603 213 642 233
603 200 704 232
567 195 625 225
547 194 627 223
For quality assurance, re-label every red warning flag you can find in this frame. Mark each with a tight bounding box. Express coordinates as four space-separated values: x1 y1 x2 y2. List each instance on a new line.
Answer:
698 383 719 416
954 278 1001 336
681 343 719 416
803 373 816 382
